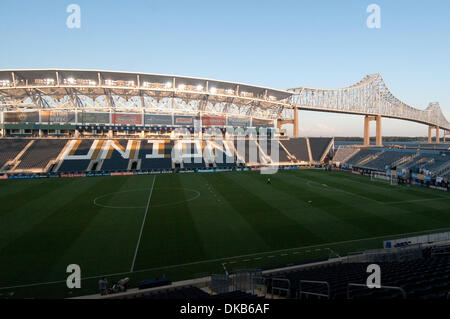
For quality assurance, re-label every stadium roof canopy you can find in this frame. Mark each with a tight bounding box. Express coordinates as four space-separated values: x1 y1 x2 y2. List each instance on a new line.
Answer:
0 69 292 119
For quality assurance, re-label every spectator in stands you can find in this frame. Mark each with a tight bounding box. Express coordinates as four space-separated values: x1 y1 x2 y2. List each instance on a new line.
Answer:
99 277 108 295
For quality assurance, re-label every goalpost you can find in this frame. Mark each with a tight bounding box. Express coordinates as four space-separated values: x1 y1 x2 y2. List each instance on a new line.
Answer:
371 171 398 185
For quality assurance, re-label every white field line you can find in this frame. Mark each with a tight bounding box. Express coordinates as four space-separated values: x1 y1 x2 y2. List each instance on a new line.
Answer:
385 197 450 205
305 179 449 206
305 180 383 204
330 171 450 200
130 175 156 273
3 225 450 291
93 187 200 209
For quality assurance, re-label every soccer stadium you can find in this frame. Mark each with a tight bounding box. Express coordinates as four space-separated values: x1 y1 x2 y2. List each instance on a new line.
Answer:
0 69 449 301
2 2 450 309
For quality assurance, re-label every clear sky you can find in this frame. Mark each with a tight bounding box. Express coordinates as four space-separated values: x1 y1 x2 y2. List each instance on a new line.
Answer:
1 0 449 137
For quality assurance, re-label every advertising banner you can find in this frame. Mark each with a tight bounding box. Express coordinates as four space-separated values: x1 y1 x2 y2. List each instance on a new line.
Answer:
144 114 173 125
384 231 450 248
77 112 110 124
86 172 111 177
252 118 274 128
227 116 251 127
201 115 226 127
60 173 86 178
4 111 39 123
174 115 199 126
112 113 143 125
41 111 76 123
110 172 134 176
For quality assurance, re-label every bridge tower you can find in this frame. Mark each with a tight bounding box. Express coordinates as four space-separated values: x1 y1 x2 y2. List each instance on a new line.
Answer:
428 126 440 144
277 107 299 137
363 115 382 146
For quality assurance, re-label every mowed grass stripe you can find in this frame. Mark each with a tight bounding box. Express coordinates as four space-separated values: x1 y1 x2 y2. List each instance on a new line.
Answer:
211 172 322 249
47 175 154 278
134 174 207 270
241 172 371 241
295 172 450 232
186 173 271 258
0 177 109 249
290 170 450 232
301 170 450 218
0 177 80 215
1 170 450 298
294 170 404 203
0 176 132 285
276 171 413 235
252 171 428 238
0 178 49 199
315 170 447 200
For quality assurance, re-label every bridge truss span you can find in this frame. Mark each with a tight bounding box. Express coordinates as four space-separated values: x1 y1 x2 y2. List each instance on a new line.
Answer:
288 74 450 131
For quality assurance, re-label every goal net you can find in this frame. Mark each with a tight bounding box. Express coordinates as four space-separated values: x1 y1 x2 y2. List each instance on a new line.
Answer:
371 171 398 185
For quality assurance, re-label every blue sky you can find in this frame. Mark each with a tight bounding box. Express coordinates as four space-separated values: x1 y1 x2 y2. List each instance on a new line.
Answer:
1 0 449 136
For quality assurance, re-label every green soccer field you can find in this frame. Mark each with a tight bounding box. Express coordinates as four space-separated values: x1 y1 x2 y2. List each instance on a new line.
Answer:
1 169 450 298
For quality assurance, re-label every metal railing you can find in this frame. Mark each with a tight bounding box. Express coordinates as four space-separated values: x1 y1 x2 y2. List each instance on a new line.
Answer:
298 280 330 300
270 278 291 299
347 283 406 299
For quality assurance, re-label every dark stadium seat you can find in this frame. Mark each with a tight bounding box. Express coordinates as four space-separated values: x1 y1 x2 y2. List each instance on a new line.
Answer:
265 254 450 299
100 140 132 171
125 286 210 300
265 139 291 163
345 149 380 166
139 140 173 170
16 139 67 170
281 138 310 162
0 139 30 168
58 159 91 173
210 291 265 299
308 138 332 162
361 151 409 170
233 139 264 164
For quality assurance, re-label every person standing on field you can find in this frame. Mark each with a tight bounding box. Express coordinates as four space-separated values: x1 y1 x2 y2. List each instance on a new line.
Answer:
99 277 108 295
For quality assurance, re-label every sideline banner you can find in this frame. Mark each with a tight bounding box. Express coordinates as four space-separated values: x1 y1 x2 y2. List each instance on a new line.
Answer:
60 173 86 178
86 172 111 177
110 172 134 176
